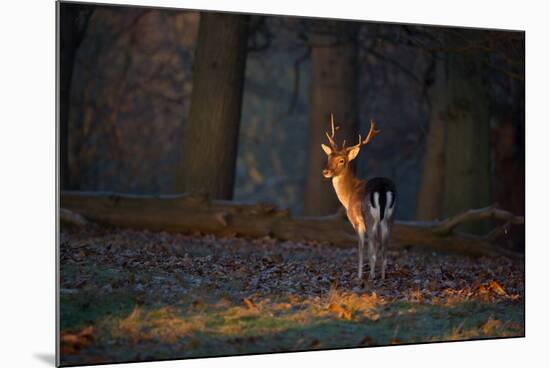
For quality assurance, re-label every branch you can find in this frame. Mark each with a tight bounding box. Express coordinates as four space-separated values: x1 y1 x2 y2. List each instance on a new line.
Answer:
433 204 524 235
363 47 424 86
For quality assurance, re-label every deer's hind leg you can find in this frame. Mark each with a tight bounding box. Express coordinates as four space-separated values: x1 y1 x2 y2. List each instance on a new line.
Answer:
380 236 388 281
367 224 378 280
380 195 395 281
382 218 396 280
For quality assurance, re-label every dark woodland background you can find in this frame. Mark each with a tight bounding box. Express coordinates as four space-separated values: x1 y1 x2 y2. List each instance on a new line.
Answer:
59 3 525 248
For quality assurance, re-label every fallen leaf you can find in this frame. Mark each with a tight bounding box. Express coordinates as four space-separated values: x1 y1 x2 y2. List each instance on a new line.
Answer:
489 280 508 296
311 338 321 348
60 326 95 355
328 303 352 320
191 298 206 311
243 298 256 310
482 318 503 335
360 336 374 346
367 312 381 321
215 297 232 308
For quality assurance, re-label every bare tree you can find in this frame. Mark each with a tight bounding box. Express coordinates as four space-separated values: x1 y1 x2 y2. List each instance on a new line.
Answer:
303 21 359 216
443 44 491 233
176 13 249 199
416 53 447 220
415 30 492 234
58 3 93 189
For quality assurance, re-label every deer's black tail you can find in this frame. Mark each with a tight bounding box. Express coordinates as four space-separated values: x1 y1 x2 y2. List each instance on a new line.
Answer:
367 177 397 221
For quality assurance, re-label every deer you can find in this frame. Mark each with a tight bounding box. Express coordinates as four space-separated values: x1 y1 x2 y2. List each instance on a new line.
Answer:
321 114 397 281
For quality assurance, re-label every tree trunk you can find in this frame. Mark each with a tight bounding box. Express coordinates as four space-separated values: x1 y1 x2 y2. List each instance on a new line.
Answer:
176 13 249 199
416 55 448 220
58 3 93 190
59 4 79 190
303 21 359 216
443 46 491 233
60 191 523 259
417 41 492 234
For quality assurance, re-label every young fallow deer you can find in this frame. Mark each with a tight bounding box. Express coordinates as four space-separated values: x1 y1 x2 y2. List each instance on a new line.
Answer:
321 114 397 281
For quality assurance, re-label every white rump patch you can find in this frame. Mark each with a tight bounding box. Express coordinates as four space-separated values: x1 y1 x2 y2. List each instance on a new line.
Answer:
380 191 394 241
369 191 381 240
369 192 380 222
386 191 394 218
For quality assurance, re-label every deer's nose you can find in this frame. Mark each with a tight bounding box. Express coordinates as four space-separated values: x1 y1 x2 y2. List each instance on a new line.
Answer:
322 169 332 178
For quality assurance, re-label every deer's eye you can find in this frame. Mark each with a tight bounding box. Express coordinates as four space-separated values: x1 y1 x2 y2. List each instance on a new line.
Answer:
339 159 345 164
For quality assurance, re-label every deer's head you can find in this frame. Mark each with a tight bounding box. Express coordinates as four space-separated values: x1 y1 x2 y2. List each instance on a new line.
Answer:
321 114 380 178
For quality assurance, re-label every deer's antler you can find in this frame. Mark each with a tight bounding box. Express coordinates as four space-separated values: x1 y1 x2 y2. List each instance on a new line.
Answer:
325 113 340 151
351 120 380 150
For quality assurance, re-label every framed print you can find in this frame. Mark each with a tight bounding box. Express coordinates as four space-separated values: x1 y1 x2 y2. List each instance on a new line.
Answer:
57 1 525 366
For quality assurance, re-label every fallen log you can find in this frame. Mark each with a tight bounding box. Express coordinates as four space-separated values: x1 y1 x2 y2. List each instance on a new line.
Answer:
59 208 88 227
60 191 524 258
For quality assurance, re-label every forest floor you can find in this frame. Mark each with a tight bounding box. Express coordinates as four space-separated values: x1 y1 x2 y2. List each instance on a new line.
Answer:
59 225 524 366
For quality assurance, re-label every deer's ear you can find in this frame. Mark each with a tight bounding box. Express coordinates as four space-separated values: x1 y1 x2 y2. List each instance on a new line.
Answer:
347 146 360 161
321 144 332 155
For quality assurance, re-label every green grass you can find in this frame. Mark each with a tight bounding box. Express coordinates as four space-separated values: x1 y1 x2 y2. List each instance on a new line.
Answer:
60 289 524 366
60 292 136 331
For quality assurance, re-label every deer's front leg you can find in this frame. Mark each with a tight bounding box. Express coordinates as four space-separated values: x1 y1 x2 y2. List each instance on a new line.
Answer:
357 231 365 280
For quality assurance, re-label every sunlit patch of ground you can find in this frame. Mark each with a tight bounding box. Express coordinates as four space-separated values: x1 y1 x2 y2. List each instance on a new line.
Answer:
59 226 524 366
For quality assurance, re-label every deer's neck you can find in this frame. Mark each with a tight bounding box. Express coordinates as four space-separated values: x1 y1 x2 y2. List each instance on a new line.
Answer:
332 168 360 210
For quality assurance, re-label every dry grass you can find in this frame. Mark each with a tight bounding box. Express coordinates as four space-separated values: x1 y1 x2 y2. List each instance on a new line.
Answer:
108 306 205 344
439 316 524 341
320 288 385 321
